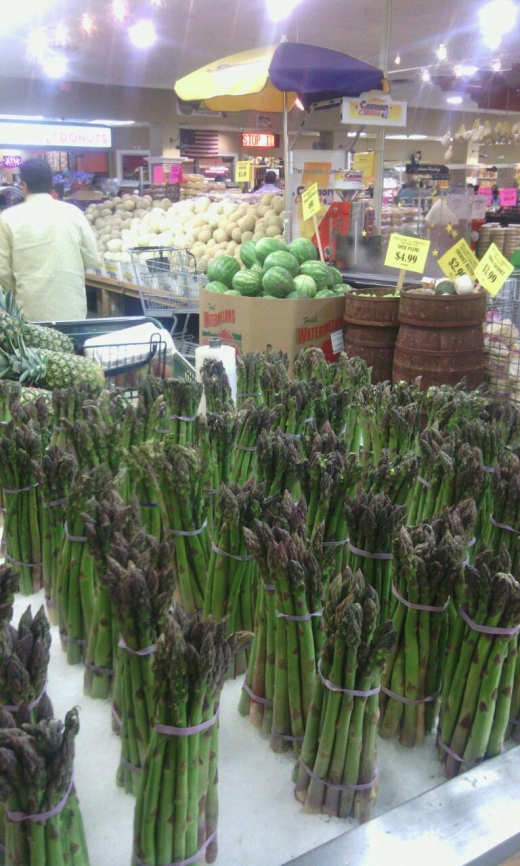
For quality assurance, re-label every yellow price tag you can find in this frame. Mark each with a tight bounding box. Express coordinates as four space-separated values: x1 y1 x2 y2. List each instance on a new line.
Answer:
302 183 321 221
475 243 514 297
384 233 431 274
235 161 251 184
438 238 479 280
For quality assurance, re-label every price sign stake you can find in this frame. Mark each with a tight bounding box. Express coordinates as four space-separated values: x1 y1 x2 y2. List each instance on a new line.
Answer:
384 233 431 289
235 161 251 184
438 237 479 280
301 182 325 261
474 242 514 297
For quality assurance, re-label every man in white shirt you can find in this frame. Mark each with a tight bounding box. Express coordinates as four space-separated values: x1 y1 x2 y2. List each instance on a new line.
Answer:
254 170 283 195
0 158 99 322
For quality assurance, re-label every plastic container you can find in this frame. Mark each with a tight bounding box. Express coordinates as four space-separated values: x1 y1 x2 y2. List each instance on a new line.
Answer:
195 337 237 415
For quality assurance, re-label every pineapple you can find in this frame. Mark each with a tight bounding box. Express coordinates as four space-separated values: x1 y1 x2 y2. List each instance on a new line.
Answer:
0 290 75 354
3 344 105 397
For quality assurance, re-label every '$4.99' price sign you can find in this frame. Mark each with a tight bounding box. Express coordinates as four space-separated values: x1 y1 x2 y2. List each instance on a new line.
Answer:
384 233 431 275
474 242 514 297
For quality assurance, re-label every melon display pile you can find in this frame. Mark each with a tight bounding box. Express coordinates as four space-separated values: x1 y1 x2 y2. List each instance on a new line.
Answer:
205 237 348 300
85 192 285 274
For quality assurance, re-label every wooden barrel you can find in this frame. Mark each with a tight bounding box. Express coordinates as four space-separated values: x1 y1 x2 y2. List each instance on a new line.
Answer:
393 291 487 390
344 287 400 383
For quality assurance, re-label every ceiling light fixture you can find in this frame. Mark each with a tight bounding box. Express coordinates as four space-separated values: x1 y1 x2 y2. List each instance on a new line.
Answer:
479 0 517 49
454 64 478 77
26 28 49 60
492 58 502 72
54 22 69 47
436 43 447 61
294 97 304 110
265 0 303 23
42 53 68 79
447 95 463 104
421 69 431 82
88 119 136 126
394 53 401 65
112 0 127 23
129 20 156 48
81 14 95 35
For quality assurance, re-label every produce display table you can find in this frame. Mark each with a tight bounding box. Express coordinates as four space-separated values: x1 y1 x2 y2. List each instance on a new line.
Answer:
84 274 140 317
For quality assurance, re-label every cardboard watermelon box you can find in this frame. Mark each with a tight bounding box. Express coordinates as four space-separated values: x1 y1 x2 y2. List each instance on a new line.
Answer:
199 289 346 373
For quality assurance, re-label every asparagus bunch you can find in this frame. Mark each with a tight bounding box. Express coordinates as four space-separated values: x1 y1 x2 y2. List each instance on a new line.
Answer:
201 359 234 414
480 451 520 576
104 531 175 793
407 429 484 526
56 466 114 665
0 708 90 866
357 380 421 464
300 426 361 573
294 567 395 821
49 382 96 450
204 482 268 678
0 421 44 595
133 609 250 866
149 378 204 446
0 602 54 725
204 411 237 518
83 491 143 700
360 449 419 506
33 446 77 624
135 376 166 443
259 351 289 408
330 354 372 453
230 404 270 486
422 383 488 432
345 493 407 626
244 495 324 754
438 552 520 777
379 522 464 746
236 352 265 408
122 443 163 538
293 348 332 384
257 428 302 500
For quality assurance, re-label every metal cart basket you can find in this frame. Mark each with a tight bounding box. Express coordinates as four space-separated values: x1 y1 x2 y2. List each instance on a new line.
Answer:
484 271 520 403
129 246 206 360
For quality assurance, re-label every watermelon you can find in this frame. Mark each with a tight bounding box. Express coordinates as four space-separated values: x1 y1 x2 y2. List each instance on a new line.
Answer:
240 240 258 269
250 262 265 279
255 237 288 264
288 237 319 265
262 266 295 298
298 261 331 290
293 274 317 298
328 266 344 287
225 289 241 295
205 281 228 293
232 269 263 297
315 289 336 298
287 291 304 299
263 251 299 277
206 255 241 288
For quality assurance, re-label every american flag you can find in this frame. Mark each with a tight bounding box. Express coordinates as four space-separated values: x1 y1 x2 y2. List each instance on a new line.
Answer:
179 129 219 158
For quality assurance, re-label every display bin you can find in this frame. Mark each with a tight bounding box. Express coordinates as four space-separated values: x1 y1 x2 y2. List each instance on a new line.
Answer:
36 315 175 394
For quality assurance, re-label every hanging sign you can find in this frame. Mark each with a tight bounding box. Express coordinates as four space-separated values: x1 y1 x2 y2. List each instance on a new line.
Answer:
385 233 430 274
438 238 479 280
475 243 514 296
241 133 279 148
352 151 375 181
301 183 321 221
0 122 111 148
500 188 517 207
235 161 252 183
342 91 407 127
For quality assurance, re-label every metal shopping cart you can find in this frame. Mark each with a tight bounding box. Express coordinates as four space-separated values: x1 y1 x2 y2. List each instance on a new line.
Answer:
129 246 206 361
484 271 520 403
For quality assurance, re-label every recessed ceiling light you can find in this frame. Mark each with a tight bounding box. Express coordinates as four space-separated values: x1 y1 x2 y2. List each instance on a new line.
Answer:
421 69 431 82
42 53 68 79
26 28 49 60
88 119 135 126
454 64 478 77
265 0 303 23
491 59 502 72
112 0 127 23
394 53 401 65
81 14 95 35
129 20 156 48
479 0 517 49
436 43 448 61
447 95 463 104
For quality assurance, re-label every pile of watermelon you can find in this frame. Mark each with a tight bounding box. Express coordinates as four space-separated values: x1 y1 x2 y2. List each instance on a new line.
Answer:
204 237 349 300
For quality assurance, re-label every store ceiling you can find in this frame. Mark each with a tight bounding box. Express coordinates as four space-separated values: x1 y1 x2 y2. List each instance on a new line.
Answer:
1 0 520 115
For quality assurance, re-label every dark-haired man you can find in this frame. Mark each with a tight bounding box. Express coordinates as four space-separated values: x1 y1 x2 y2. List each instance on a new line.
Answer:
0 158 98 321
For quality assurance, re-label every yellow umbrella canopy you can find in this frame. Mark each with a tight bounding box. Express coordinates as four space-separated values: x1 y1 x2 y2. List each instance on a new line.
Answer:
175 44 298 113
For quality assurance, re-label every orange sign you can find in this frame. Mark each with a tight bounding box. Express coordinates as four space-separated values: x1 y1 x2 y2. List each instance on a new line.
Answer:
241 133 279 148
